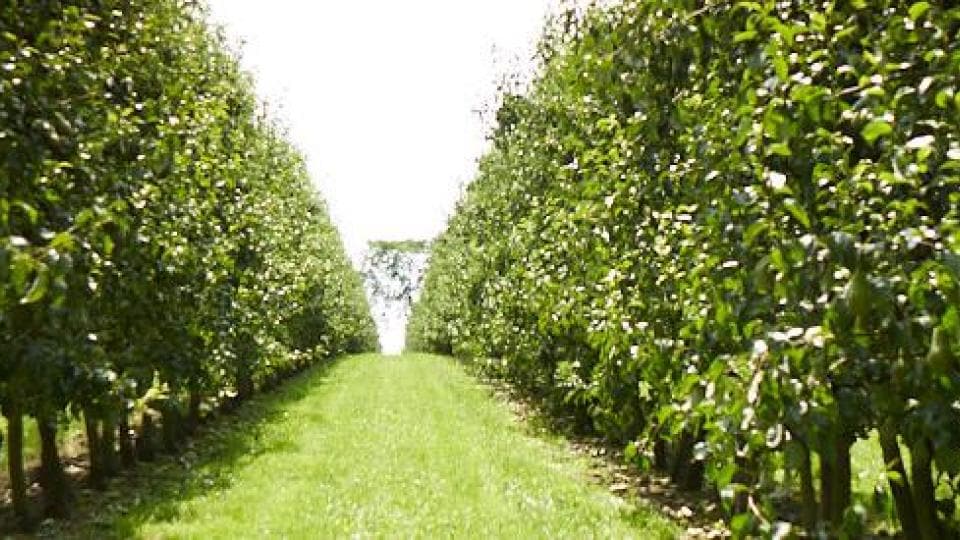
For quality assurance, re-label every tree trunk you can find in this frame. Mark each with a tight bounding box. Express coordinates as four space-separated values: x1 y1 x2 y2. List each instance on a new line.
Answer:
653 438 669 470
879 420 920 539
187 389 202 434
137 412 157 461
83 409 105 490
4 403 30 529
237 369 254 402
731 454 754 515
820 431 852 528
101 415 120 476
161 402 182 453
910 438 942 540
117 413 137 468
37 415 70 518
820 447 834 526
671 430 705 491
832 433 852 525
797 440 819 535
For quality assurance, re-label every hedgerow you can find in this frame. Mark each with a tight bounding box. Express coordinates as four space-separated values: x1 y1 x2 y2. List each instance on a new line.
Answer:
409 1 960 536
1 0 376 527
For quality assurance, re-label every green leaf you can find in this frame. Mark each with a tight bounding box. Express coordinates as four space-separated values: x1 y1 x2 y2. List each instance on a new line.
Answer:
744 221 769 246
809 12 826 32
75 208 96 228
13 201 38 225
943 253 960 284
638 381 652 400
935 89 952 109
735 2 763 12
908 2 931 20
50 232 75 251
734 30 758 43
861 119 893 143
20 267 49 305
773 56 788 82
9 252 33 291
730 513 753 534
770 248 788 272
767 142 792 157
624 441 638 461
102 234 115 256
784 201 811 229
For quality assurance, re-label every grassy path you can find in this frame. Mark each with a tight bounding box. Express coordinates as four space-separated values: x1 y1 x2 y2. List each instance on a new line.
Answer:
68 354 676 539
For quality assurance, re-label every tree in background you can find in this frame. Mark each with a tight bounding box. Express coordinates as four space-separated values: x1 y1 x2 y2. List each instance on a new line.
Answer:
363 240 429 353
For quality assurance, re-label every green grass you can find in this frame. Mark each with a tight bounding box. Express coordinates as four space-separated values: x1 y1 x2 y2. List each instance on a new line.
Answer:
851 432 890 501
60 354 677 539
851 432 959 532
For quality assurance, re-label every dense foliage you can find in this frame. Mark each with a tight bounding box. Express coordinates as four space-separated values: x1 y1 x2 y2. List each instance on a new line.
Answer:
409 0 960 536
1 0 376 527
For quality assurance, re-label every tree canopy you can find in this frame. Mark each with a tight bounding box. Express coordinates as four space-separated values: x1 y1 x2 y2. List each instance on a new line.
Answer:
409 1 960 536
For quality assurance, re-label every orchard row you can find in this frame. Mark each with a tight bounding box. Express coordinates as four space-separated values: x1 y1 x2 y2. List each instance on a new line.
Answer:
1 0 376 528
410 1 960 537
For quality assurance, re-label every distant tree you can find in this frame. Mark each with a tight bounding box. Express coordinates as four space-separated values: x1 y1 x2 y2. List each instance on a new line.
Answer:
362 240 430 310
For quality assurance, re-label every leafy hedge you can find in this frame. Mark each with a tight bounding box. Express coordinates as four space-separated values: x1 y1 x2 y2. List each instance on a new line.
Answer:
1 0 377 527
409 1 960 536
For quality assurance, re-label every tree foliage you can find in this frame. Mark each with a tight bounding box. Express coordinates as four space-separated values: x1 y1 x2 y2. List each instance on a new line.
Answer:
409 1 960 536
363 240 429 307
0 0 376 526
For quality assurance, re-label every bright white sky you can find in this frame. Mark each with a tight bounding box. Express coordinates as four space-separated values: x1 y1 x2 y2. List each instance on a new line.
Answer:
206 1 560 264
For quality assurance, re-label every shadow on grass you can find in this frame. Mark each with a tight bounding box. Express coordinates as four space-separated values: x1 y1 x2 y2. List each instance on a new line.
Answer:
43 358 344 539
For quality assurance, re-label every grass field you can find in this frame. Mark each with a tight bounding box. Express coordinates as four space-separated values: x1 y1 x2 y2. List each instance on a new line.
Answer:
56 354 677 539
11 354 937 538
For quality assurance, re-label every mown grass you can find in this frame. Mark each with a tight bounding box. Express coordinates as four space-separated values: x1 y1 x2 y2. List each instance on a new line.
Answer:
8 354 944 537
53 354 677 539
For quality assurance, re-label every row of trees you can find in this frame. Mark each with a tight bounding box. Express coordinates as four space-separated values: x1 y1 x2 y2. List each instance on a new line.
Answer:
409 0 959 536
1 0 377 528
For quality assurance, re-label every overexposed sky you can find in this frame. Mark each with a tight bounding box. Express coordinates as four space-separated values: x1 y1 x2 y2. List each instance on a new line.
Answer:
206 1 559 263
